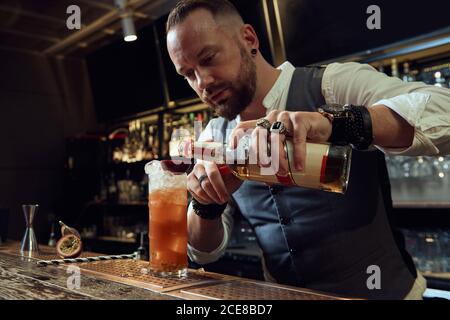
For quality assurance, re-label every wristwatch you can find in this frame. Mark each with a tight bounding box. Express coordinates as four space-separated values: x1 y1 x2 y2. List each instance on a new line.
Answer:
317 104 373 150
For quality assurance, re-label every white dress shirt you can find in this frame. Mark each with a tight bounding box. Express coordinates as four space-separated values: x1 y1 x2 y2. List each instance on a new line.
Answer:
323 62 450 155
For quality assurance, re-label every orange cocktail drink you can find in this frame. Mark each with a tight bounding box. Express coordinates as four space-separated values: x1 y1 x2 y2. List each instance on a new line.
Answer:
145 161 188 276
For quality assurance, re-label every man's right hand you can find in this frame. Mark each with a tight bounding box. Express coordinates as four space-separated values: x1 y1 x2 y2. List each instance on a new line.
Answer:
188 161 243 205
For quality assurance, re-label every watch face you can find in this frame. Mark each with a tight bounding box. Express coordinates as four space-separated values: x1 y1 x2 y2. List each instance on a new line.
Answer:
319 104 345 113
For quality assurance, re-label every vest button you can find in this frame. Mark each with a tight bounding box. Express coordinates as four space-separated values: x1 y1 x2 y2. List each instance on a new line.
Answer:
269 185 282 194
289 248 297 254
280 216 291 225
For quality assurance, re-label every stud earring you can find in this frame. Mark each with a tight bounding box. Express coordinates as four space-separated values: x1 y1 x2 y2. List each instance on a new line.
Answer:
251 48 257 56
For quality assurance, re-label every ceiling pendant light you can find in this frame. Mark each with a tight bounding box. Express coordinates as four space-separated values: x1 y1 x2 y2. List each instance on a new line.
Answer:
114 0 137 42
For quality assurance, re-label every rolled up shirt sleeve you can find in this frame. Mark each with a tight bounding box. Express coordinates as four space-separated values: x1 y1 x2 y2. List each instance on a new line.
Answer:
322 62 450 156
187 202 234 265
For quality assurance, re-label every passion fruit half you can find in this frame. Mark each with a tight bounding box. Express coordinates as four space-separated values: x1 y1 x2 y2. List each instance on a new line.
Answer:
56 234 83 258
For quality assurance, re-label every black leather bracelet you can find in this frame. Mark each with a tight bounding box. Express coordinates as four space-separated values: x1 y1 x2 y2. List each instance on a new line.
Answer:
351 105 373 150
191 198 227 220
326 104 373 150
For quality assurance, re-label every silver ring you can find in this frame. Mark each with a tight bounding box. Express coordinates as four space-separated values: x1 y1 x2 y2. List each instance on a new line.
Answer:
198 174 208 185
256 118 272 130
270 121 291 136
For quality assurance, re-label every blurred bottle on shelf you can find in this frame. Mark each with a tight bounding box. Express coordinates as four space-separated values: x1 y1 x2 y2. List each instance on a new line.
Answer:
409 156 433 178
129 183 141 202
112 145 123 163
386 154 450 211
401 62 416 82
386 155 450 180
117 179 133 204
189 112 195 125
402 229 449 274
139 121 148 160
111 119 160 163
140 175 148 200
391 58 399 78
162 115 173 158
418 232 443 273
191 110 210 139
434 71 447 88
81 225 97 239
147 124 159 160
107 172 118 203
108 107 213 162
47 220 57 247
377 58 449 87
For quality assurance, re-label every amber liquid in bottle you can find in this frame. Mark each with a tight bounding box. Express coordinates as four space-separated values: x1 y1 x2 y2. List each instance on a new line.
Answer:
171 138 352 194
227 141 351 193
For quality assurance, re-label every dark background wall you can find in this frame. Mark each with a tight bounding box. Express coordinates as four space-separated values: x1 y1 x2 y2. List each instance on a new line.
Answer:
0 48 99 242
278 0 450 65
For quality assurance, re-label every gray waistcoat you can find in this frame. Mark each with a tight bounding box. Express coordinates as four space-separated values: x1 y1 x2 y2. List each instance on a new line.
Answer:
213 67 417 299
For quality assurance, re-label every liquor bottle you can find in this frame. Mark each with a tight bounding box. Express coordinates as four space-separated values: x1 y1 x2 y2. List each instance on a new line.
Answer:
189 112 196 128
170 136 352 194
194 113 202 140
107 172 118 203
202 110 209 124
162 116 172 158
434 71 446 88
148 125 157 160
47 222 56 247
402 62 415 82
391 59 399 78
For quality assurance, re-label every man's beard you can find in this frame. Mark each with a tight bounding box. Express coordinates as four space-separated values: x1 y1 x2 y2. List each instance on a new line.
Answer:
209 44 257 121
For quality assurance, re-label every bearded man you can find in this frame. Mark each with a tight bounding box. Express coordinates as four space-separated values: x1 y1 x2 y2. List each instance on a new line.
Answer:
165 0 449 299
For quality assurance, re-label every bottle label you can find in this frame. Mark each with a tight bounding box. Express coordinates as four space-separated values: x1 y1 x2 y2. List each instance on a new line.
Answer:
285 141 329 188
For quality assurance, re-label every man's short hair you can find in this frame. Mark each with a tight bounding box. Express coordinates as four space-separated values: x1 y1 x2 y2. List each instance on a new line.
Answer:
166 0 243 33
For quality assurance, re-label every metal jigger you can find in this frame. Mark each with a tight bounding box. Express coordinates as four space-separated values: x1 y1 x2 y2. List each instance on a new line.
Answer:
20 204 40 256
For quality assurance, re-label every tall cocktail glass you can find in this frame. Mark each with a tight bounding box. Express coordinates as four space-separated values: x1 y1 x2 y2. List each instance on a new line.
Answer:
144 160 188 277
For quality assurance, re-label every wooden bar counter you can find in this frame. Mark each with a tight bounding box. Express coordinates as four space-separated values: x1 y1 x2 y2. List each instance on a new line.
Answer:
0 242 351 300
